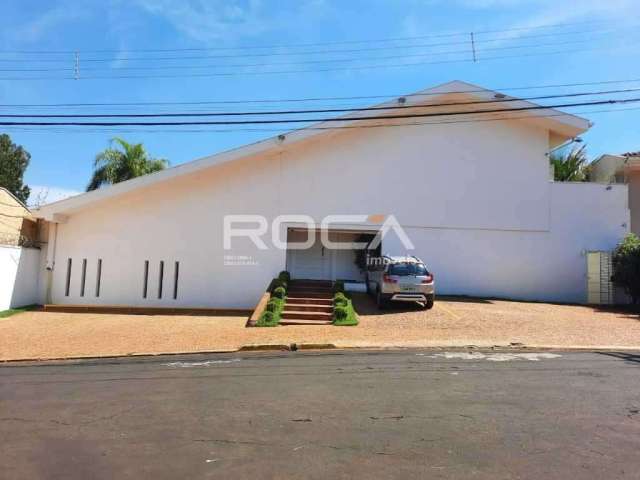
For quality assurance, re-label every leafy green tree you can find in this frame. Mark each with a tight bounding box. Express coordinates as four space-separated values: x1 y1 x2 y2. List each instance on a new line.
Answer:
550 144 590 182
0 133 31 203
87 137 168 191
611 233 640 305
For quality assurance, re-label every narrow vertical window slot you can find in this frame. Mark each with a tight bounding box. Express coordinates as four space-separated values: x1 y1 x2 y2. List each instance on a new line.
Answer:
65 258 72 296
142 260 149 299
158 261 164 299
95 259 102 297
80 259 87 297
173 261 179 300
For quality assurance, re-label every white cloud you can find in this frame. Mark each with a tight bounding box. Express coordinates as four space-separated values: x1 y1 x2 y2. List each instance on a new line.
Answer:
129 0 334 44
11 2 88 43
130 0 271 43
404 0 639 38
28 185 81 208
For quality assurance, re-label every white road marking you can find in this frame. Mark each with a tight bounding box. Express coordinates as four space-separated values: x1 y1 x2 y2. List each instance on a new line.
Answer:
163 359 241 368
427 352 561 362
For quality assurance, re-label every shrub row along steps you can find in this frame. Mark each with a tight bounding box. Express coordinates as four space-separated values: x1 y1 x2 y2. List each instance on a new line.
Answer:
280 280 334 326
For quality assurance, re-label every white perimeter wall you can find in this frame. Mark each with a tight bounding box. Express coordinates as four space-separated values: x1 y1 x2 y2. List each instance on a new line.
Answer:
383 182 628 303
46 118 629 307
0 246 41 310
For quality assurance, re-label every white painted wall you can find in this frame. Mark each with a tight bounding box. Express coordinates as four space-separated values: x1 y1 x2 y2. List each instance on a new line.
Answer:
382 183 628 303
0 246 41 310
44 117 629 308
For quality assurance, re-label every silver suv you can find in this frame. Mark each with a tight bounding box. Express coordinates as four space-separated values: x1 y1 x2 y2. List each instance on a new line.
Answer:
366 256 435 310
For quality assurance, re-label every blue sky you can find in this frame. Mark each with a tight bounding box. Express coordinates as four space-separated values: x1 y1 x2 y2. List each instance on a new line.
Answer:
1 0 639 203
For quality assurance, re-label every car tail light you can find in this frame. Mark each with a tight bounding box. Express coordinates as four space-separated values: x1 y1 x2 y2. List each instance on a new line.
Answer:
421 273 434 284
383 274 397 284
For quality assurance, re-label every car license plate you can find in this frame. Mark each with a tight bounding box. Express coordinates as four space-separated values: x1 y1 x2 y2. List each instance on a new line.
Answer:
401 286 417 292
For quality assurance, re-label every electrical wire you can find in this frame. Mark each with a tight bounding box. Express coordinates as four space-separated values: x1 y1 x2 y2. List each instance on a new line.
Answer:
1 87 638 118
2 78 640 108
0 19 611 55
0 33 624 74
2 105 638 135
0 97 637 126
0 43 632 81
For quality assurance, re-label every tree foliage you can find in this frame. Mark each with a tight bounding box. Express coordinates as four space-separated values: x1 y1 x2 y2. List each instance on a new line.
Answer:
87 137 168 191
0 133 31 203
611 233 640 304
550 144 590 182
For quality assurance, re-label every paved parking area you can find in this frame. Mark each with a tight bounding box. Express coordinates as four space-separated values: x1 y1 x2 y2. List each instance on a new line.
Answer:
1 295 639 361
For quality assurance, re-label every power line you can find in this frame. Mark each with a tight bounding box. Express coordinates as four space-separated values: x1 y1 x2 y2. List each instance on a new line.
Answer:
3 78 640 108
0 97 637 126
0 34 620 74
0 43 630 81
3 105 638 135
0 19 610 55
1 88 639 118
0 26 627 67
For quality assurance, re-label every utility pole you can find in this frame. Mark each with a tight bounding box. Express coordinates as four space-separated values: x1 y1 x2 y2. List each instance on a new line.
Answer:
470 32 477 63
74 51 80 80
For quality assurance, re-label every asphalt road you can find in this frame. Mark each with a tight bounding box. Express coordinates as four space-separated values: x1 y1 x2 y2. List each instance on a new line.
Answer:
1 349 639 479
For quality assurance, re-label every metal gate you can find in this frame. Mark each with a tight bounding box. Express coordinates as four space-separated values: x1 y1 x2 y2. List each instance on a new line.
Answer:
586 251 615 305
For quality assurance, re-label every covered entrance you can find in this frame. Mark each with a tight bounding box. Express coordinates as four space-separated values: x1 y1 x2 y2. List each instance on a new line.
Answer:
285 228 378 282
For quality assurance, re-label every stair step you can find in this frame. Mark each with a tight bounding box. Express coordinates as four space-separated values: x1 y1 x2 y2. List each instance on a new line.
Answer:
281 311 333 321
280 319 333 326
284 297 333 305
290 280 332 287
283 303 333 313
289 287 333 294
287 292 333 299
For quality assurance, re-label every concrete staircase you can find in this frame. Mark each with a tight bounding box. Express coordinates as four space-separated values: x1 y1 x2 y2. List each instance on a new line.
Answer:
280 280 334 326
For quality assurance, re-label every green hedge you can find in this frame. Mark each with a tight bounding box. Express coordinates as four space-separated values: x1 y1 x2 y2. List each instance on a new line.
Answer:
257 277 288 327
332 292 358 326
257 297 285 327
278 270 291 283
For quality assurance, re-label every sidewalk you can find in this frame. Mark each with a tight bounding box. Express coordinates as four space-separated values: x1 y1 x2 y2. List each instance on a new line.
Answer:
1 294 639 361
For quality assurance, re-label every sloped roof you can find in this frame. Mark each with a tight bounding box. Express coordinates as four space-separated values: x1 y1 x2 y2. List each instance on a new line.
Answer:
35 80 590 220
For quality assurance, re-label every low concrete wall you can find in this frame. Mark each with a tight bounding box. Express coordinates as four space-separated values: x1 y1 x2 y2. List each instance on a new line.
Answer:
0 246 41 310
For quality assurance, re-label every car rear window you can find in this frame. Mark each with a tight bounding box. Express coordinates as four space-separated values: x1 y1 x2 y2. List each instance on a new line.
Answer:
387 263 429 276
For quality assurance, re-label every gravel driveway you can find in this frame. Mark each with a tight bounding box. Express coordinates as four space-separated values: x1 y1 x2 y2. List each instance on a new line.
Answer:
1 294 639 361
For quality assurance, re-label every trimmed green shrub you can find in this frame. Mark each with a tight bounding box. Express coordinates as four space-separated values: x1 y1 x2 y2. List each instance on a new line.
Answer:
272 279 287 291
272 286 286 299
257 310 278 327
334 305 348 320
333 280 345 293
265 299 279 313
332 296 358 326
611 233 640 304
278 270 291 282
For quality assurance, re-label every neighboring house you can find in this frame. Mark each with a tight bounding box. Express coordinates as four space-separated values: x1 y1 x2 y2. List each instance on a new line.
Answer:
0 187 37 247
33 81 629 308
0 188 42 310
590 152 640 235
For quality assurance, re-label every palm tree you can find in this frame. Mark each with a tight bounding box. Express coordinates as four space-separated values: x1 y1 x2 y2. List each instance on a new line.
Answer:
549 144 590 182
87 137 168 191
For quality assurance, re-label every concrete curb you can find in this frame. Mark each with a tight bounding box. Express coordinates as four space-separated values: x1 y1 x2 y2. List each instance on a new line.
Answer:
2 343 639 364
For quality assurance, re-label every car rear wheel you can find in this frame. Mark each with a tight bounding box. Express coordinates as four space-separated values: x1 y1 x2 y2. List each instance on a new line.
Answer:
423 298 434 310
